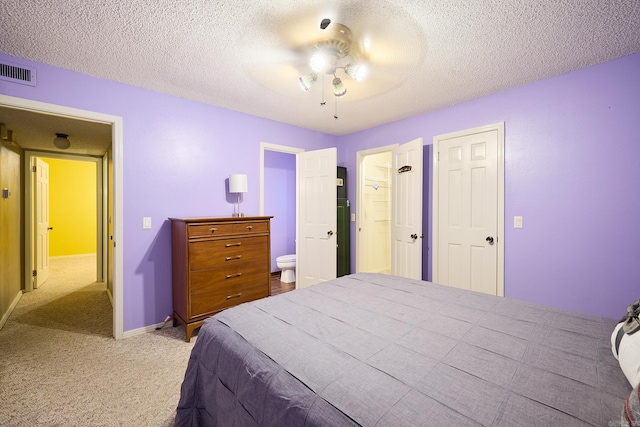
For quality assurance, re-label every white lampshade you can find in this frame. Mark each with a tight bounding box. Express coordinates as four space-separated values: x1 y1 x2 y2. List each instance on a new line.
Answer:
229 174 248 193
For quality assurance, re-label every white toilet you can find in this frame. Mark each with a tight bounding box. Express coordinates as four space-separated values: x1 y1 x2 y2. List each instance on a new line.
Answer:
276 254 296 283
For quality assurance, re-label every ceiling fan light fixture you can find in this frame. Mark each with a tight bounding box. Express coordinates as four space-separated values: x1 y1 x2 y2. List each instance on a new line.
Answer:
345 63 367 81
298 73 317 91
332 77 347 97
310 53 327 73
53 133 70 149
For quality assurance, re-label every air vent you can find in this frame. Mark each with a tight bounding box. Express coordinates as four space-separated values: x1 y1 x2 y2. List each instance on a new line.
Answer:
0 60 36 87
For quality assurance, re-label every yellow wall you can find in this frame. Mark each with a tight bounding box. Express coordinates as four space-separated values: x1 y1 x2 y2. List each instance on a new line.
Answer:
47 158 96 256
1 141 22 323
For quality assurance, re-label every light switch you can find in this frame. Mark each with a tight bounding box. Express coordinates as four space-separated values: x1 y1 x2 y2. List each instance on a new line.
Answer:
351 213 356 222
143 217 152 229
514 216 523 228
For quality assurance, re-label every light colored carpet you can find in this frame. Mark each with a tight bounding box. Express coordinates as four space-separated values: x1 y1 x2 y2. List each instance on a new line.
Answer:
0 254 196 426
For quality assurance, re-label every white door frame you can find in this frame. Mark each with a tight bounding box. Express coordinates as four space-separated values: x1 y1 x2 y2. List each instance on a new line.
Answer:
432 122 505 296
0 94 124 339
355 144 397 273
29 152 103 288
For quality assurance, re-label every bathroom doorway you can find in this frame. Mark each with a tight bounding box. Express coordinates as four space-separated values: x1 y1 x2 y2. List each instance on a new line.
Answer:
259 142 303 280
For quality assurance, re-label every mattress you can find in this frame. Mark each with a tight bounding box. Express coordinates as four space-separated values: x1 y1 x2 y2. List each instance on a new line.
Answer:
175 273 631 426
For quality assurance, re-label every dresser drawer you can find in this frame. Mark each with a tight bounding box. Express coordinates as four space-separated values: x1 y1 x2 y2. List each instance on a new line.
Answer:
188 220 269 239
190 284 268 319
189 264 268 318
189 236 268 270
232 220 269 234
189 260 267 293
188 222 234 238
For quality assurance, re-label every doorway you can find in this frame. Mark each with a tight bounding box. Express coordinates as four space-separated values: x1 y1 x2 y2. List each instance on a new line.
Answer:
1 94 124 339
356 147 393 274
259 142 304 282
357 140 426 279
263 150 296 273
31 156 99 290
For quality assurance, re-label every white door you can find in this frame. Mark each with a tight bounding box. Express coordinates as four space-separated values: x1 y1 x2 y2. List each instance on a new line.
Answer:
391 138 423 279
433 123 504 296
34 157 50 288
297 148 337 288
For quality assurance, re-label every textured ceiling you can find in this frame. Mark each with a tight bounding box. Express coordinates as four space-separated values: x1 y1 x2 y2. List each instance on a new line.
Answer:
1 0 640 143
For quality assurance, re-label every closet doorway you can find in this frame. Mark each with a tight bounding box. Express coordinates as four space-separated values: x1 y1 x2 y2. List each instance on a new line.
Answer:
356 141 429 280
356 145 394 274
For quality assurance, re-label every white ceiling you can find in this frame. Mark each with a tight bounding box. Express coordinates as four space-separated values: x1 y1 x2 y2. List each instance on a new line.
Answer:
1 0 639 152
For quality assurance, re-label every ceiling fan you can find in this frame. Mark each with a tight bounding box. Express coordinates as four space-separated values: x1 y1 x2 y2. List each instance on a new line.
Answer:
297 18 372 118
298 18 368 102
246 5 424 120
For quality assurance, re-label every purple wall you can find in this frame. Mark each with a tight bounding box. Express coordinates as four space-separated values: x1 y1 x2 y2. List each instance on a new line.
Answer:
2 51 639 328
0 53 336 332
338 52 640 319
264 150 296 272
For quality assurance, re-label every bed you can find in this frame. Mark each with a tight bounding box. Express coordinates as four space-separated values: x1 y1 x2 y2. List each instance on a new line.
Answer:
175 273 632 426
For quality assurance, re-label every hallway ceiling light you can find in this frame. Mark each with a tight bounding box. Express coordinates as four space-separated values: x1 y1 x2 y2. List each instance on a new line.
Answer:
53 133 70 149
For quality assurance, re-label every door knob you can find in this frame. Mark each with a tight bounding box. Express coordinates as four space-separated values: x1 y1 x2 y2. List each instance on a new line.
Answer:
486 236 494 245
327 230 334 236
411 233 418 240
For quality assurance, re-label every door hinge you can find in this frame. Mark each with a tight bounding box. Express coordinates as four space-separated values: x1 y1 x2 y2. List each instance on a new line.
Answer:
32 269 37 277
437 152 440 161
32 165 37 172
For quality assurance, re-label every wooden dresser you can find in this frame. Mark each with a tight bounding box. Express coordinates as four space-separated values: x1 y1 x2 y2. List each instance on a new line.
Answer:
170 216 272 341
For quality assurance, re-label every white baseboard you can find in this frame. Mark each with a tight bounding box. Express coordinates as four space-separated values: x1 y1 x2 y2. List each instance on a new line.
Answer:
0 290 23 330
121 317 173 339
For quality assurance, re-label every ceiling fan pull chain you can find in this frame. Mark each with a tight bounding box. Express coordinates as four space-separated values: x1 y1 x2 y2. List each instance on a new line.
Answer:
334 95 338 120
320 74 326 106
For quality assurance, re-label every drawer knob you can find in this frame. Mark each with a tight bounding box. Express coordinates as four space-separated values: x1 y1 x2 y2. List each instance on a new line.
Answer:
225 242 241 247
226 292 242 300
246 225 253 230
209 227 217 232
225 273 242 279
225 255 242 261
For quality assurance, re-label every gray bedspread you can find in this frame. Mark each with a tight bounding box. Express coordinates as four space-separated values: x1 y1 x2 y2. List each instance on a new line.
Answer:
175 273 631 426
